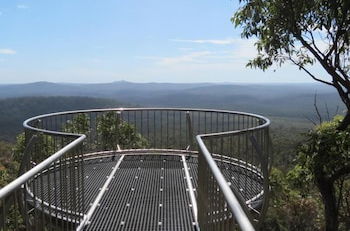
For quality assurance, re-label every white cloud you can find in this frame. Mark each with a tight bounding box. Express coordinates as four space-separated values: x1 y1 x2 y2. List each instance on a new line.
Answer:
132 38 326 83
168 38 259 62
139 39 258 67
231 39 257 59
0 49 16 55
132 38 290 82
17 5 29 9
171 38 236 45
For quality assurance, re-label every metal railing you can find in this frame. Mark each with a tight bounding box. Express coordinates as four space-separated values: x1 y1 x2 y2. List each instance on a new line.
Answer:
0 108 270 231
0 133 85 230
196 115 270 231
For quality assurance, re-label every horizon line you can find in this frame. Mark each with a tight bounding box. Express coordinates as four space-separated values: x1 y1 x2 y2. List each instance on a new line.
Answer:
0 80 323 85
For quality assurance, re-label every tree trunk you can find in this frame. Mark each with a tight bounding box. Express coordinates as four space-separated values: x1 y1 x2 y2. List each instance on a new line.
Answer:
316 176 339 231
337 110 350 131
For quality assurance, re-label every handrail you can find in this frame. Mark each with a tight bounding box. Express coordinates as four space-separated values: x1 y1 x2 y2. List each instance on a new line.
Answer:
23 107 269 134
0 135 85 199
197 135 256 231
1 107 270 231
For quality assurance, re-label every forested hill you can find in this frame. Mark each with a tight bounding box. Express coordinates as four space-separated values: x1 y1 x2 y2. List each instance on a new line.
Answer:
0 81 345 118
0 96 128 141
0 81 213 98
0 82 346 142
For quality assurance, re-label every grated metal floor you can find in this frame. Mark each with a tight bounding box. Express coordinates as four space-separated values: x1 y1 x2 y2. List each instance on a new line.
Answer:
84 156 121 210
32 153 263 230
84 155 196 231
185 156 263 202
33 156 121 214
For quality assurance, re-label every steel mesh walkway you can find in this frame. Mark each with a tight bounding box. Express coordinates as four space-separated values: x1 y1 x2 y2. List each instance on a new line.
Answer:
84 156 122 210
32 156 121 214
30 153 264 230
186 156 263 202
84 154 197 231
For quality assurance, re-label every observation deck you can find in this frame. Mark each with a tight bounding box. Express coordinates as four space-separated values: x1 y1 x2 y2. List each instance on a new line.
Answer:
0 108 270 231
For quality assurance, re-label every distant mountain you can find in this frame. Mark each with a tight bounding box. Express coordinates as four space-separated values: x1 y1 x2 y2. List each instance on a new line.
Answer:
0 96 129 141
0 81 213 99
0 81 345 122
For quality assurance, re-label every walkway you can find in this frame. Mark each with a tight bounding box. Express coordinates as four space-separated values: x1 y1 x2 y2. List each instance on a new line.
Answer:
83 154 197 231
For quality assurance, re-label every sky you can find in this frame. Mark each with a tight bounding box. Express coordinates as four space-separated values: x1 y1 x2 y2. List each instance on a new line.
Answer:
0 0 326 84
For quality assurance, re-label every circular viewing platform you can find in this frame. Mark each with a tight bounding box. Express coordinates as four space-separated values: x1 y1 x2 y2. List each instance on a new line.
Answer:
1 108 270 231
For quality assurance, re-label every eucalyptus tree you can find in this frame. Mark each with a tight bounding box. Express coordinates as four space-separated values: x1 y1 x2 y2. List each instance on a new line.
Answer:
232 1 350 230
233 0 350 128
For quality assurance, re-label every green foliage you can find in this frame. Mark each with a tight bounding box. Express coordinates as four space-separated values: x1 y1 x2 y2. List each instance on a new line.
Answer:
298 115 350 182
0 142 24 230
232 0 350 73
232 0 350 131
0 162 18 187
0 96 126 141
13 132 55 164
233 2 350 227
262 168 323 230
5 205 25 230
0 141 12 159
295 116 350 230
0 141 18 187
339 179 350 230
12 133 26 163
270 117 311 169
97 111 148 150
286 164 313 195
63 113 90 134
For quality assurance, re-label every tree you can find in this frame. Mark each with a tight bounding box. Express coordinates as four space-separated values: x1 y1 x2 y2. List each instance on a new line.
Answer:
232 0 350 130
13 132 55 164
0 141 18 187
63 113 90 135
97 111 148 150
233 1 350 230
298 116 350 230
261 168 322 230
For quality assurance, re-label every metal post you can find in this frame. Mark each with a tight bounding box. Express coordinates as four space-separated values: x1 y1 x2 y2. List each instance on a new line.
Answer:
112 111 122 160
116 111 121 147
250 133 270 228
186 111 194 151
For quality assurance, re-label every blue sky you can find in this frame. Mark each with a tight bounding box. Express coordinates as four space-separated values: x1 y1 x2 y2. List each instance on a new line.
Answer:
0 0 324 83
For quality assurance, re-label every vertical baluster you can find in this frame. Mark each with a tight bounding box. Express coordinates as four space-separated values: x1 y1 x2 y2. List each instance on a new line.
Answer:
166 111 169 148
160 111 163 149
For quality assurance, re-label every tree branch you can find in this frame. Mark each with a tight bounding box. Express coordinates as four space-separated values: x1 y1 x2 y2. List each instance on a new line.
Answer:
295 33 350 88
325 27 337 59
288 57 334 86
303 114 317 125
336 63 350 82
333 80 350 109
308 30 325 58
325 102 330 121
314 93 323 124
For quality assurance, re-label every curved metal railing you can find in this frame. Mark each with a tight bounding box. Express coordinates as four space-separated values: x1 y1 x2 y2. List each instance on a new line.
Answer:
0 108 270 231
196 115 270 230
